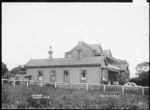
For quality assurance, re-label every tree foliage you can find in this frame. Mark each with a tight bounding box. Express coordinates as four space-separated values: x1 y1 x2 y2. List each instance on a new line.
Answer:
130 62 149 87
135 62 149 77
2 62 8 77
10 65 26 75
3 71 14 79
2 63 26 79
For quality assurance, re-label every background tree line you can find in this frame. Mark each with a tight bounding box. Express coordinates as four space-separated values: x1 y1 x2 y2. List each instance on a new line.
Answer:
2 62 26 79
130 62 149 87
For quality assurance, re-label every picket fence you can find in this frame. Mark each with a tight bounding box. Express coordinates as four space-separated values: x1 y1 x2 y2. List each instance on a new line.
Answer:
2 79 149 95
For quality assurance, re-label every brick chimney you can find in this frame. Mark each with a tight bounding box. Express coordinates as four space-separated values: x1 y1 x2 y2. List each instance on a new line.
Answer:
48 46 53 59
76 41 82 59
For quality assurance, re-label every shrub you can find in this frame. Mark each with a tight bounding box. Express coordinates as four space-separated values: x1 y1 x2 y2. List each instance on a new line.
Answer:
2 84 149 109
44 83 55 88
17 96 52 109
2 90 9 104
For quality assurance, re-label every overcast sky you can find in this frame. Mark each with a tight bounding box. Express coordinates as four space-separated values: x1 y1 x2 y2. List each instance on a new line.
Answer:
2 3 149 77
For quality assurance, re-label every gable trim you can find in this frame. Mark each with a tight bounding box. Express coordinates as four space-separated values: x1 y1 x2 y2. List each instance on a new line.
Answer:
65 45 78 54
64 41 94 54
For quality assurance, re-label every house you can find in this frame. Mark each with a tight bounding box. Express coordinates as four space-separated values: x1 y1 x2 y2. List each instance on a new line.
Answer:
14 71 32 80
24 41 130 85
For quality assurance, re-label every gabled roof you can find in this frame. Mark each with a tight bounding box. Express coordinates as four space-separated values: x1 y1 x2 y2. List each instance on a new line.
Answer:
88 44 103 53
118 63 129 71
25 56 105 67
65 45 78 54
103 50 112 56
107 64 120 70
65 41 103 54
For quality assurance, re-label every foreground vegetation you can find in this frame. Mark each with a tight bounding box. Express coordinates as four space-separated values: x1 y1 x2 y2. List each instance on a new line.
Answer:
2 84 149 109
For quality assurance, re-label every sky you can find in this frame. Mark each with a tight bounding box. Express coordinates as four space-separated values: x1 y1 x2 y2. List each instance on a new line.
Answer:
2 3 149 78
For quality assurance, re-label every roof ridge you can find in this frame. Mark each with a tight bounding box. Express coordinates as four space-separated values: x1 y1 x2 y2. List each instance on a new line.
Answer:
103 49 110 51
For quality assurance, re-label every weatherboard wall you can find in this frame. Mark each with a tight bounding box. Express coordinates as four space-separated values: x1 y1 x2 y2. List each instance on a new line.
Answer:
26 66 101 84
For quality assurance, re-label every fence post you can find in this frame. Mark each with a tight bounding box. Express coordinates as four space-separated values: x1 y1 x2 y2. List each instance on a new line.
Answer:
142 87 144 95
27 80 29 87
86 83 88 92
70 83 72 89
55 82 57 88
40 81 43 87
104 85 105 92
13 80 16 86
122 86 124 93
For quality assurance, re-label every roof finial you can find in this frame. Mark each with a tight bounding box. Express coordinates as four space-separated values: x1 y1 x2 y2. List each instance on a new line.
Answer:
80 31 84 42
50 46 52 51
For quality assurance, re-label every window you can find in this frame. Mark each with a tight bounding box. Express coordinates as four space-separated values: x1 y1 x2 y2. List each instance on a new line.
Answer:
64 70 70 82
38 71 43 81
102 69 108 82
77 51 82 58
25 75 32 80
50 71 56 82
80 70 87 83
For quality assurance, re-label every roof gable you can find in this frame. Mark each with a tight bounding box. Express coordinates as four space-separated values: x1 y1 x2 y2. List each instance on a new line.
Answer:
65 41 94 54
88 44 103 53
103 50 112 56
65 41 104 55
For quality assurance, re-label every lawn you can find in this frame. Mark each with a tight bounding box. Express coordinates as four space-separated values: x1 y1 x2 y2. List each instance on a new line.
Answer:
2 84 149 109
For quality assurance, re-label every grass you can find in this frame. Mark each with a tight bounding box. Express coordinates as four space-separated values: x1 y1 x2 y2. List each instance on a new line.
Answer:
2 84 149 109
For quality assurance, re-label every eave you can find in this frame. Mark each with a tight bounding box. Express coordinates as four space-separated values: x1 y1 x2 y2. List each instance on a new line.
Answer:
25 64 101 69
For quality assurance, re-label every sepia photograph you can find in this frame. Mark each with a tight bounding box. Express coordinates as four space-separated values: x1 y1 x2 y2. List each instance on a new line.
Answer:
2 2 149 109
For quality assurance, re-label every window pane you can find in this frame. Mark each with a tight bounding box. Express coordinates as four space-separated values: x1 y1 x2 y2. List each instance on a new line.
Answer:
50 71 56 82
64 71 69 82
82 72 86 77
64 71 68 75
51 71 55 76
81 70 86 81
38 71 43 81
39 76 43 81
39 71 43 76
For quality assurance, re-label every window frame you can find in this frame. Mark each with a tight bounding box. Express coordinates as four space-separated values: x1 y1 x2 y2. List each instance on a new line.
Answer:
38 71 44 81
63 70 70 82
50 70 56 82
80 70 87 83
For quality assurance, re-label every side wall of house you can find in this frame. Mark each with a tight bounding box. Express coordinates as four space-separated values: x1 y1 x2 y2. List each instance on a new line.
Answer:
26 66 101 84
120 71 128 84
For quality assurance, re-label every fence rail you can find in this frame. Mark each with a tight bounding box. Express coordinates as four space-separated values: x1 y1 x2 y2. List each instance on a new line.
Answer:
2 79 149 95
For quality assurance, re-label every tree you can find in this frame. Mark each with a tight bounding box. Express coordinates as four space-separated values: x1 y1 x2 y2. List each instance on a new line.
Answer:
130 61 149 86
10 65 26 75
3 71 14 79
135 62 149 77
2 62 8 76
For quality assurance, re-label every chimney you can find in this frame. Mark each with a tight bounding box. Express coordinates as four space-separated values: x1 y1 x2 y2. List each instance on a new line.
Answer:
76 41 82 59
48 46 53 59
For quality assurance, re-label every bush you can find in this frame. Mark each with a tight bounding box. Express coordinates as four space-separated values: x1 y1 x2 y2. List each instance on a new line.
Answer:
2 84 149 109
44 83 55 88
2 90 9 104
17 96 51 109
